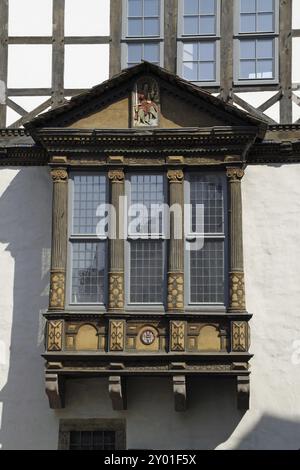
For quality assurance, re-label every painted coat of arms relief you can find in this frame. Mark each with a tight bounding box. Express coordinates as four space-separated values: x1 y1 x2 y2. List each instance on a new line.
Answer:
133 77 160 127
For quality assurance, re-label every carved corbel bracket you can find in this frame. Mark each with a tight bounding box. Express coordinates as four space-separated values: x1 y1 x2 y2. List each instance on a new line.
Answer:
45 373 65 409
237 375 250 410
109 376 127 410
173 375 187 412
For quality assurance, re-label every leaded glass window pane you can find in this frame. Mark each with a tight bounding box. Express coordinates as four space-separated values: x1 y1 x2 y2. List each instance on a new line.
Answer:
130 240 164 303
71 242 106 304
73 174 106 234
190 240 224 303
190 174 224 234
187 173 226 305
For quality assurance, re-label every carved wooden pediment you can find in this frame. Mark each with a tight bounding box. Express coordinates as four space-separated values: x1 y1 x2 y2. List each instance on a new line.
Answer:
25 62 267 137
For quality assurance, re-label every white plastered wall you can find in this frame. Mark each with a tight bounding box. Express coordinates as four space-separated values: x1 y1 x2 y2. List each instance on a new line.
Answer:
0 165 300 450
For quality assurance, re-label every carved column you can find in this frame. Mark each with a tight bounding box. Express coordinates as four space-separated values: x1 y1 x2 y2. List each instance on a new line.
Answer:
167 169 184 312
227 168 246 312
108 169 125 310
49 168 68 310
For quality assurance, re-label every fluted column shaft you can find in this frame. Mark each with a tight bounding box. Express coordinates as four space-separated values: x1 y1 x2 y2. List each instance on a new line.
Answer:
108 169 125 310
49 168 68 310
167 169 184 312
227 168 246 312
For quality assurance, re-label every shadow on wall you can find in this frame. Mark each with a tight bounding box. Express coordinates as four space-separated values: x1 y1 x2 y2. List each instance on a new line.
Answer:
0 167 58 450
235 414 300 450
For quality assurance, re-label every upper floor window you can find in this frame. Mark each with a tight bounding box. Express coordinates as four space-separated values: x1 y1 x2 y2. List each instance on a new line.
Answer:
126 173 166 306
234 0 278 84
127 0 161 37
183 0 217 35
177 0 220 85
122 0 164 69
185 173 227 307
240 0 275 33
68 173 107 306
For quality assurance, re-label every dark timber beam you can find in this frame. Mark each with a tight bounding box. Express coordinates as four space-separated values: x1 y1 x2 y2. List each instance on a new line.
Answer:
52 0 65 108
164 0 178 74
8 98 52 128
109 0 122 77
0 0 8 127
279 0 292 123
232 93 277 124
8 36 110 45
220 0 234 102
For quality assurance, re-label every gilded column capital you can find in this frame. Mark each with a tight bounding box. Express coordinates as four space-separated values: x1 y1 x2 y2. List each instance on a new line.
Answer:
50 168 68 183
226 167 244 181
167 169 184 183
108 169 125 183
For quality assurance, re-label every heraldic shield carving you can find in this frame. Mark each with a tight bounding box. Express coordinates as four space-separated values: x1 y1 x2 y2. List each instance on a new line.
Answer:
132 76 160 127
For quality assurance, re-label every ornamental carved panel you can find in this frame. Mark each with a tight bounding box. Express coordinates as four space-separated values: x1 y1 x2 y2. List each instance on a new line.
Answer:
49 271 65 310
109 320 125 352
109 273 124 310
167 273 184 310
47 320 63 351
170 321 186 352
132 77 160 127
232 321 249 352
229 272 246 311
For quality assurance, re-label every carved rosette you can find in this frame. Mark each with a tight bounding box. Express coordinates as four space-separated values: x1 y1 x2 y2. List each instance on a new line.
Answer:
167 273 184 310
167 169 184 183
229 272 246 312
109 320 125 352
170 321 186 352
47 320 63 351
109 272 124 310
232 321 249 352
49 271 65 310
50 168 68 183
108 169 125 183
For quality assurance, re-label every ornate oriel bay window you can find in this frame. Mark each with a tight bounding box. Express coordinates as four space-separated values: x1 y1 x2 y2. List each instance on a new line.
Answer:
24 63 267 412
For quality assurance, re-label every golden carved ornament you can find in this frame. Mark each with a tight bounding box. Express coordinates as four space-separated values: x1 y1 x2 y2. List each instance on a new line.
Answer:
109 273 124 310
170 321 186 352
226 168 244 181
109 320 125 352
108 169 125 183
50 169 68 182
47 320 63 351
229 272 246 311
167 273 184 310
167 169 184 183
49 271 65 309
232 321 249 352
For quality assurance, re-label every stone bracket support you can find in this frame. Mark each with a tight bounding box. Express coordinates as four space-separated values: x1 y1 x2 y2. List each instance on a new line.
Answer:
109 376 127 410
237 375 250 410
173 375 187 412
45 373 65 409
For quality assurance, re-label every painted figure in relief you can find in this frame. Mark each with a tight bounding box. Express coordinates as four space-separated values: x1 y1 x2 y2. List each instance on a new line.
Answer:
133 78 159 127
